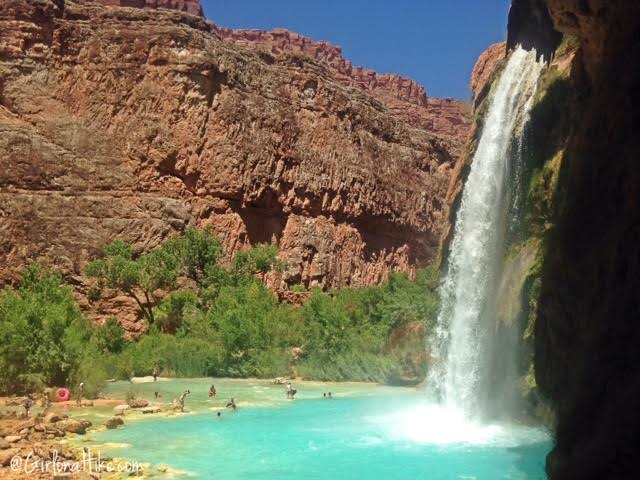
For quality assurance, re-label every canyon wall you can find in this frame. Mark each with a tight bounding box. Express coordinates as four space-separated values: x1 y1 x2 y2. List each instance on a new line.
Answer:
214 27 470 141
504 0 640 478
0 0 470 328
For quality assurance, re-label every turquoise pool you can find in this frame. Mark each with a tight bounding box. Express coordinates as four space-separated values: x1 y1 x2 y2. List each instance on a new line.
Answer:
84 379 551 479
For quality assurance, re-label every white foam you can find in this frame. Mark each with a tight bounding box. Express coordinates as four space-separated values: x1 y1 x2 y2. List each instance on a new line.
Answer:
371 403 549 447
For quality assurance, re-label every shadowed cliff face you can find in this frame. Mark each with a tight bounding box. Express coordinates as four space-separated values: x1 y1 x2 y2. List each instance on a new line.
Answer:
506 1 640 478
0 0 469 329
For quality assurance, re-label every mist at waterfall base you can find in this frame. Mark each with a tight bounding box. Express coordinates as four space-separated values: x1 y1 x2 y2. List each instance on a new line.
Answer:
89 47 551 479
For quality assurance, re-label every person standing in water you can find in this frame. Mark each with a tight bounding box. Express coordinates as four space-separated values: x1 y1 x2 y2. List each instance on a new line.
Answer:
226 398 237 411
177 390 190 412
287 382 297 399
208 384 216 398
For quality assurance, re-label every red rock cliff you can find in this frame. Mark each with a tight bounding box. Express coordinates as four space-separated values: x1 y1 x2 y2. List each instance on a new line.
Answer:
96 0 203 16
0 0 468 329
214 27 471 141
470 42 506 109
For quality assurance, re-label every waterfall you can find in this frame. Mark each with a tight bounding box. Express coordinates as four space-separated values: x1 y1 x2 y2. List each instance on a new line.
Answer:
428 47 544 418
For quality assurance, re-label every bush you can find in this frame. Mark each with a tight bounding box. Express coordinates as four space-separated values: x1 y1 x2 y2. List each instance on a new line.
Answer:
3 231 442 390
0 265 95 394
95 317 127 354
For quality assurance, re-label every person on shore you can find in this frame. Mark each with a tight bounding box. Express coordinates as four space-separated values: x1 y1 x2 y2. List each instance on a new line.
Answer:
153 367 158 382
76 382 85 406
208 384 216 398
226 398 237 411
177 390 190 412
42 389 52 410
23 394 33 418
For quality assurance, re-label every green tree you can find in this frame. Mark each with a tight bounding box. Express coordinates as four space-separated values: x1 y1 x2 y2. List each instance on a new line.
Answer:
0 265 94 394
209 282 279 369
165 227 223 284
300 290 352 355
155 291 198 334
85 241 179 324
232 243 282 277
95 317 127 354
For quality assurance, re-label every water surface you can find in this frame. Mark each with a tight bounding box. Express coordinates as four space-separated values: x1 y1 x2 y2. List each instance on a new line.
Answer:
84 379 550 479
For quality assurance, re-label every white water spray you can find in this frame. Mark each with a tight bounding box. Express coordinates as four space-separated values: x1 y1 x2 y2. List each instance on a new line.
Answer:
428 47 544 418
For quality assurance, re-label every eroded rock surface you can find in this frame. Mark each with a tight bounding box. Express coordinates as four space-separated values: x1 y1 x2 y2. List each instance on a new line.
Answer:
0 0 469 330
469 42 506 109
215 27 471 140
503 0 640 478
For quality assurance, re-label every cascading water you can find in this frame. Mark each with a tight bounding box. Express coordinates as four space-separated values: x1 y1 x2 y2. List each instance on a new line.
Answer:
428 46 544 419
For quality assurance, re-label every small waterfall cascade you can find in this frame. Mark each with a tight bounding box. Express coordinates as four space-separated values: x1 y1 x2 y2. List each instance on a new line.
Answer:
428 46 544 418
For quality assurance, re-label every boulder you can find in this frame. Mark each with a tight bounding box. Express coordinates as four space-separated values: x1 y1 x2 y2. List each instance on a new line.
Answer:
141 406 161 414
55 419 92 435
43 412 67 424
113 404 131 416
128 399 149 408
104 417 124 429
0 448 19 467
4 435 21 443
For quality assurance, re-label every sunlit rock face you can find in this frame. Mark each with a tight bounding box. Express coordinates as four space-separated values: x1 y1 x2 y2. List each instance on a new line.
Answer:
506 0 640 478
214 27 471 142
469 42 506 110
96 0 204 16
0 0 469 330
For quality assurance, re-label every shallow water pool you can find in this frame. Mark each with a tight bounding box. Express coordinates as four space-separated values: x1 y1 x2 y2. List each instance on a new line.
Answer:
85 379 550 479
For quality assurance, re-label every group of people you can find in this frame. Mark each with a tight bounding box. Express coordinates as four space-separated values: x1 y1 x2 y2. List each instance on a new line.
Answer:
322 392 333 399
171 384 236 417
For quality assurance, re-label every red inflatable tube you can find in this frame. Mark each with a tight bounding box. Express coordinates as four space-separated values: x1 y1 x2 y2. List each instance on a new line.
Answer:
56 387 70 402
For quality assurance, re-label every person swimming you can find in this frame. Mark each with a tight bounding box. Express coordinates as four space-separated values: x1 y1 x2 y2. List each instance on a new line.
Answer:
226 398 237 410
209 384 217 397
217 411 222 419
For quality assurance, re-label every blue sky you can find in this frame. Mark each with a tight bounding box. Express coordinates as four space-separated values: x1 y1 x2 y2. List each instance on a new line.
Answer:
200 0 511 100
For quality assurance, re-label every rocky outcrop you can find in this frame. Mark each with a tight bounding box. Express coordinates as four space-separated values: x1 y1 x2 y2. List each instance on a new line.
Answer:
104 416 124 428
0 0 468 329
214 27 471 140
503 0 640 478
96 0 204 16
507 0 562 60
470 42 506 109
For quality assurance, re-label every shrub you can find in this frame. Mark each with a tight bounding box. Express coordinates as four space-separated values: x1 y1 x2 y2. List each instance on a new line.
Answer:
0 265 95 394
